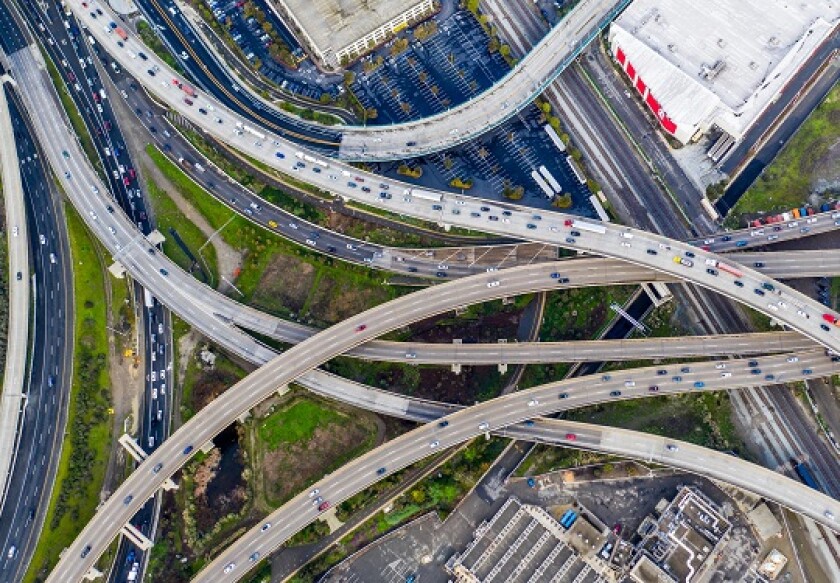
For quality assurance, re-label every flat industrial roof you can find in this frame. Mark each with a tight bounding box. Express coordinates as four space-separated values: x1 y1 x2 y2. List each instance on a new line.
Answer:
611 0 840 137
275 0 422 55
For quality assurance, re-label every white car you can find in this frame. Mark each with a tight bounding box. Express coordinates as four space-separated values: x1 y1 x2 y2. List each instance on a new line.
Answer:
478 422 489 431
309 489 319 498
714 363 726 369
223 563 236 574
486 280 500 288
39 234 46 245
429 440 440 448
527 399 539 407
12 226 18 236
786 356 799 363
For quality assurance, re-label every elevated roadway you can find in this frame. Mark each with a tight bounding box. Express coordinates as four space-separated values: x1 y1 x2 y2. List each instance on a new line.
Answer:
2 54 825 379
336 0 630 159
20 8 840 579
0 81 29 506
133 0 628 160
203 374 840 583
0 83 74 579
62 0 840 356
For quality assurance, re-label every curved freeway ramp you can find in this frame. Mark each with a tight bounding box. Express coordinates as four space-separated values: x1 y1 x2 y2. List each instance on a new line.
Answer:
337 0 631 160
193 349 840 582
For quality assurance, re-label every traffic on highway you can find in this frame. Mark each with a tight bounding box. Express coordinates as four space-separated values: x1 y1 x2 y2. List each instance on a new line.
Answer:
0 0 838 581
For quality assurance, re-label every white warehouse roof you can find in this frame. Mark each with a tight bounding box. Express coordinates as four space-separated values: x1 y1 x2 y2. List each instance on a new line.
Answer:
608 0 840 143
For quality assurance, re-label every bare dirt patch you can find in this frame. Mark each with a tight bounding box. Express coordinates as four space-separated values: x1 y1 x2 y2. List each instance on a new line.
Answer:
250 253 316 315
306 274 391 324
251 399 379 509
190 366 242 413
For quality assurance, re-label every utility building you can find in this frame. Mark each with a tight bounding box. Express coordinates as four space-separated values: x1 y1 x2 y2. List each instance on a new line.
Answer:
608 0 840 145
269 0 438 69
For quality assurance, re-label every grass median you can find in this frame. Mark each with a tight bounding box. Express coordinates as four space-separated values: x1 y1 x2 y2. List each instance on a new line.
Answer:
145 176 220 286
24 205 113 582
145 144 408 324
728 81 840 218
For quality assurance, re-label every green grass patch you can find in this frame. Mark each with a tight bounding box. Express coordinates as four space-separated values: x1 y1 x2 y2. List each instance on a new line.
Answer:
258 399 344 450
42 47 102 181
24 206 113 582
144 175 219 285
145 144 409 320
567 390 745 453
728 81 840 219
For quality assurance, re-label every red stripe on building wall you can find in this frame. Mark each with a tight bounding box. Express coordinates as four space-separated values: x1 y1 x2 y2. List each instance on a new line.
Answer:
616 46 626 65
635 76 646 95
626 62 636 81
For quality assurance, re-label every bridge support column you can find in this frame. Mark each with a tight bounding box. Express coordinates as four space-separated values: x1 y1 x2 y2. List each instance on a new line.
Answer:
498 339 508 374
276 384 290 397
147 230 166 246
82 567 103 581
118 434 148 462
120 523 153 551
451 363 461 375
162 478 179 491
108 262 127 279
199 440 215 454
642 282 673 307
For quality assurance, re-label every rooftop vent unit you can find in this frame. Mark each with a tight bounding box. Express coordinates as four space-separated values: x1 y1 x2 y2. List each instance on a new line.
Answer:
701 60 727 80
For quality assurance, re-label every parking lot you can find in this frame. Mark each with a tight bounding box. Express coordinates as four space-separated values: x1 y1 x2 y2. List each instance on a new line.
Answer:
349 9 593 212
206 0 344 100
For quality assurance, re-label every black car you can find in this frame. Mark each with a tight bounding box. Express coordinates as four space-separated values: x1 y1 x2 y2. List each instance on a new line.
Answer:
159 268 168 276
754 288 765 296
558 392 568 399
754 262 765 268
377 467 386 475
684 250 695 258
748 360 759 367
436 271 447 278
656 369 668 375
407 267 418 273
438 420 449 428
609 390 622 397
734 280 744 287
706 268 718 275
570 230 581 237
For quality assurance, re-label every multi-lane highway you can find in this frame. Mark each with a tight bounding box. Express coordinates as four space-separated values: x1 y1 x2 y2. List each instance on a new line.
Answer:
0 80 30 505
9 3 835 579
192 348 840 581
0 84 74 581
61 0 840 350
132 0 628 160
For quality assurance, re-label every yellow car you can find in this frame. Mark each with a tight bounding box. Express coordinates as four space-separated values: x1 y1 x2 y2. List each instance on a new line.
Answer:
268 220 278 229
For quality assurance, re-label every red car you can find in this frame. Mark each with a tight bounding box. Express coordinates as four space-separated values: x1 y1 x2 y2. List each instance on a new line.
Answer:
564 219 574 226
318 501 331 512
565 433 576 441
355 324 367 333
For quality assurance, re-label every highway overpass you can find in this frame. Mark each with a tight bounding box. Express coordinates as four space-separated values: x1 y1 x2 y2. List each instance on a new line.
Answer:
17 5 840 579
201 402 840 582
